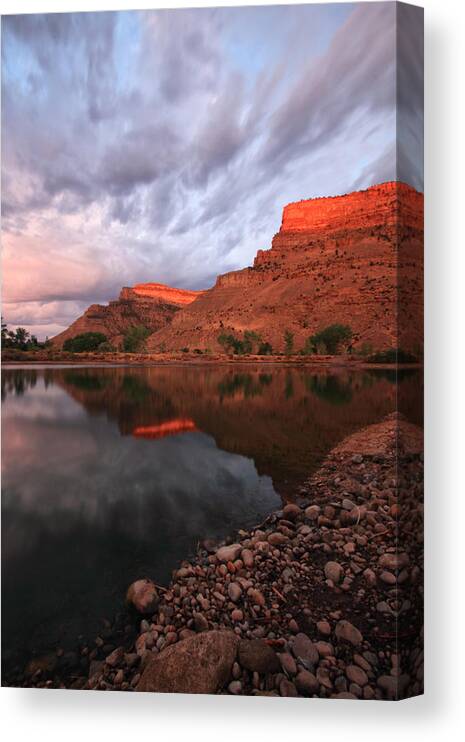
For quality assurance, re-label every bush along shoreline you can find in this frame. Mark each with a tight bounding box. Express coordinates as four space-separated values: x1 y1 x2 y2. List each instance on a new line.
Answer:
11 413 423 700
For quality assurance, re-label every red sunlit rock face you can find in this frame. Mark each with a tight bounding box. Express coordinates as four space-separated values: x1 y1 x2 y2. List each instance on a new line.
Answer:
128 284 204 306
148 182 423 354
132 419 197 440
280 182 423 233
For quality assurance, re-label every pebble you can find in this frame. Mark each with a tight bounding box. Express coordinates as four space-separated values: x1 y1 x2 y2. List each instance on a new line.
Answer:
291 633 319 666
335 620 363 647
279 653 297 676
280 678 298 697
324 561 343 584
228 583 242 603
216 544 243 562
346 664 368 687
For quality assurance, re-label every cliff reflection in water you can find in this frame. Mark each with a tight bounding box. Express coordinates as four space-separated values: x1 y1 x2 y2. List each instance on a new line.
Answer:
1 365 422 674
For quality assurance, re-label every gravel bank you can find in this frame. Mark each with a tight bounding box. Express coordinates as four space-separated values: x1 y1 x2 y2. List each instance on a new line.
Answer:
12 413 424 700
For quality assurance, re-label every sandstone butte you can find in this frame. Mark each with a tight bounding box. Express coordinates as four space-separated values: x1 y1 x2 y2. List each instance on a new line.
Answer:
53 181 423 354
51 283 204 349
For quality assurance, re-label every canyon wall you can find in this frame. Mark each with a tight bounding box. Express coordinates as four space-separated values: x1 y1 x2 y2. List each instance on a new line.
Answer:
147 182 423 354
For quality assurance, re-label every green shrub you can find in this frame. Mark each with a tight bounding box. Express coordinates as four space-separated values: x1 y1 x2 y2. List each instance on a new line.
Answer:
301 338 315 355
308 324 353 355
122 325 150 353
284 330 294 355
243 330 262 354
355 342 373 358
63 332 108 353
98 341 116 352
258 341 273 355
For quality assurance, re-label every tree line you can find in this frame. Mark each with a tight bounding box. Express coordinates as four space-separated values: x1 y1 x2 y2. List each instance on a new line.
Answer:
218 323 354 356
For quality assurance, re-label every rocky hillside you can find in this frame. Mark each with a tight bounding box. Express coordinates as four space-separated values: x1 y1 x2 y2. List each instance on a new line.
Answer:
147 181 423 354
51 283 204 349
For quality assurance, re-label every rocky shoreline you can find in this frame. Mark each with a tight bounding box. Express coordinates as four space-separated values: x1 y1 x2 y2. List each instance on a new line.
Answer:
10 414 423 700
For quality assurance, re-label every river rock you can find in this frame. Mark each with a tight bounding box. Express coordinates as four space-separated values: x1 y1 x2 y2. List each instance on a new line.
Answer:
126 579 159 615
238 639 280 674
279 652 297 675
291 633 319 666
304 505 320 521
335 620 363 647
379 552 409 571
216 544 242 562
280 678 298 697
137 631 238 694
346 664 368 686
324 560 343 583
193 612 209 632
295 669 319 695
247 588 265 607
282 503 302 521
268 532 288 546
228 582 242 603
241 549 254 568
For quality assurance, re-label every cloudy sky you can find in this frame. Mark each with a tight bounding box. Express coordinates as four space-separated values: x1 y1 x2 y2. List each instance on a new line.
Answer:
1 2 423 339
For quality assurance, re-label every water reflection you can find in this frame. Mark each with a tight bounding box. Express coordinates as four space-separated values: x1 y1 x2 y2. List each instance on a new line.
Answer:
1 364 423 674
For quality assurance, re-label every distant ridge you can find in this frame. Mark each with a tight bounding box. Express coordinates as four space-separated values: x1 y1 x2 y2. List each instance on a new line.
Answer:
51 282 203 348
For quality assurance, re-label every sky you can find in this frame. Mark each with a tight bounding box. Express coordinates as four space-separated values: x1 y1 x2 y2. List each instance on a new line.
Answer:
1 2 423 340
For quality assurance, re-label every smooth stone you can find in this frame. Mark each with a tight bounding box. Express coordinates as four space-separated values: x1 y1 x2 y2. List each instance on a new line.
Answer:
335 620 363 647
279 653 297 676
282 503 302 521
216 544 243 562
378 552 409 571
228 583 242 603
137 631 238 694
324 561 343 584
247 588 265 607
316 620 331 636
346 664 368 686
193 612 209 632
238 639 280 674
295 670 319 695
241 549 254 568
291 633 319 666
126 579 159 615
280 678 298 697
268 532 288 546
380 570 397 585
228 680 242 695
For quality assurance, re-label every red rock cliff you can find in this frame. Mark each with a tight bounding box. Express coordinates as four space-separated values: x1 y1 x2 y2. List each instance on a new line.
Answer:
148 181 423 354
280 182 423 234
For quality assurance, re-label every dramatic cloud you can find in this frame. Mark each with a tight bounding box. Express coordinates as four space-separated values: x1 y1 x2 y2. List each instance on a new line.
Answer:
1 3 423 338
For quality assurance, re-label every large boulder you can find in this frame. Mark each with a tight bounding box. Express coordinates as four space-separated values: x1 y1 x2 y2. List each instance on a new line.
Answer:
126 579 159 615
137 631 238 694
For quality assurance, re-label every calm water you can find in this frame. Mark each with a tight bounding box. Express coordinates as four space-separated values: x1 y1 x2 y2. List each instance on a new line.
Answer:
1 364 422 675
